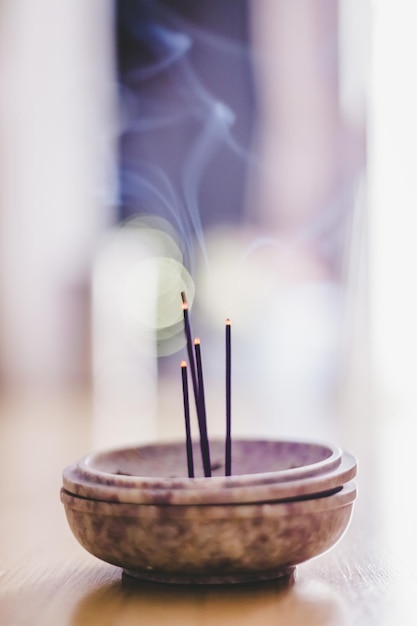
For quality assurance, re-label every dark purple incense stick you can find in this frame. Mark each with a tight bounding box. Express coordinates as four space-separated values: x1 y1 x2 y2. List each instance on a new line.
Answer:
181 360 194 478
225 318 232 476
194 338 212 477
181 298 199 406
181 292 211 477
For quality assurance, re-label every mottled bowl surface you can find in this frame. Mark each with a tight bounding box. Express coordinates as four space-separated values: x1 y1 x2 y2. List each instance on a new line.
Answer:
76 438 342 486
61 481 356 584
63 450 356 505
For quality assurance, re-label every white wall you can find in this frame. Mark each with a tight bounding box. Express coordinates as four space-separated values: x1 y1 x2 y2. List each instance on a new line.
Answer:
0 0 116 389
369 0 417 418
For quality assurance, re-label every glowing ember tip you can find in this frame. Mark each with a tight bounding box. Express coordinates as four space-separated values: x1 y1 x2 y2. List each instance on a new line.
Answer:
182 302 188 311
194 338 200 345
181 360 187 368
226 318 231 325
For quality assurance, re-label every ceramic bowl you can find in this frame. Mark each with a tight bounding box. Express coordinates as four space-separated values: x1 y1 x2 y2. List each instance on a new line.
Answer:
61 439 357 583
61 480 356 584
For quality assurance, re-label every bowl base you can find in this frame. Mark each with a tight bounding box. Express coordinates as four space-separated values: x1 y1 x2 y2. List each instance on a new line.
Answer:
122 565 296 586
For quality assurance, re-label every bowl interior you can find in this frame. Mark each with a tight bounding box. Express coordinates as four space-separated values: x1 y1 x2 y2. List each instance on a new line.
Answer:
79 439 342 486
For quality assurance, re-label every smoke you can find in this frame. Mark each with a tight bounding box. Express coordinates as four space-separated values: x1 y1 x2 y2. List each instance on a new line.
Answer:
102 1 367 438
116 0 255 272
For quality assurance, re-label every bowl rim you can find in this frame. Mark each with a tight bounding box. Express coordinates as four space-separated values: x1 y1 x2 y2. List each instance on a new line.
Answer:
60 479 357 518
62 451 356 506
74 438 343 490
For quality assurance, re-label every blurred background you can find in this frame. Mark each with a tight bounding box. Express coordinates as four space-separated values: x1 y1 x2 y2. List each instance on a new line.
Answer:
0 0 412 454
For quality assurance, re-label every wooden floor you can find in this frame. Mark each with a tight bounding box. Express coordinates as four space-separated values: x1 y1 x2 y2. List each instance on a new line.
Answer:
0 386 415 625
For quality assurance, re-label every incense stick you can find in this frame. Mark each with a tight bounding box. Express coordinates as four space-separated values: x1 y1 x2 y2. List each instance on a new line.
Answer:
181 300 199 407
181 361 194 478
194 338 212 477
225 318 232 476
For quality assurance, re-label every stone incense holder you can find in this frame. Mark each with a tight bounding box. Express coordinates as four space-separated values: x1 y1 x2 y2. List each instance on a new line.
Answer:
61 439 357 584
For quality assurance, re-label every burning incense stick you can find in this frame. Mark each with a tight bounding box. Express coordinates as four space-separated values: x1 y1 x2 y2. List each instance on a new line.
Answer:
194 338 212 477
181 297 199 405
181 360 194 478
225 318 232 476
